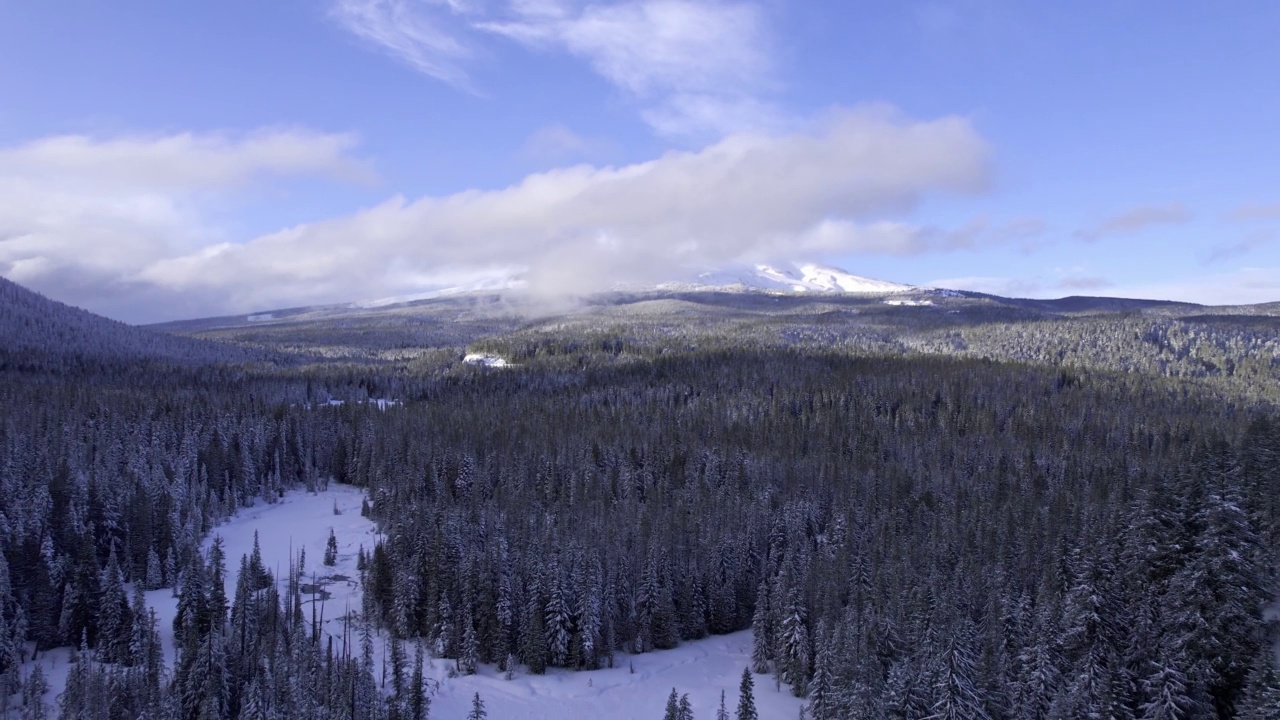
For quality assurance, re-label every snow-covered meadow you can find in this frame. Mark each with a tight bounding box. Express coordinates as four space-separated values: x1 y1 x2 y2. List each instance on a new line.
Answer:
16 485 805 719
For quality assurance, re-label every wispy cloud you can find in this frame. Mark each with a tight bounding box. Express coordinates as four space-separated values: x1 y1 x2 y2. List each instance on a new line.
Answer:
3 108 990 321
1224 202 1280 223
482 0 777 137
521 123 612 161
330 0 478 89
1056 275 1112 291
799 216 1044 259
329 0 782 137
0 129 371 189
1075 202 1192 242
944 216 1046 251
1205 229 1274 264
485 1 770 95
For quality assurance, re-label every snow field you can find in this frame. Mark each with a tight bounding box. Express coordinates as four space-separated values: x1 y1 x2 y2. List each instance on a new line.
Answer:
16 485 806 718
463 353 510 368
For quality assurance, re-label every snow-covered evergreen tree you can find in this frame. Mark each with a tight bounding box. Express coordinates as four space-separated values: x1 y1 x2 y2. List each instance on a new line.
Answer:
737 667 758 720
21 663 50 720
1139 653 1197 720
807 623 837 720
324 529 338 567
1235 647 1280 720
927 630 991 720
665 688 682 720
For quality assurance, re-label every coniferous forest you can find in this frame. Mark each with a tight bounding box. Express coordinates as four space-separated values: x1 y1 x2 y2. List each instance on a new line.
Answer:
1 276 1278 718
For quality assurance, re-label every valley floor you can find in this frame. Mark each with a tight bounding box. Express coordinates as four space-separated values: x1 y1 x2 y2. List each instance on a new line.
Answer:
15 485 806 719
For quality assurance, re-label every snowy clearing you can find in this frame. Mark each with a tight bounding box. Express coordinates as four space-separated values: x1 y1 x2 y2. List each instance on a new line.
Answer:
300 398 402 410
464 353 510 368
423 630 805 720
15 485 804 719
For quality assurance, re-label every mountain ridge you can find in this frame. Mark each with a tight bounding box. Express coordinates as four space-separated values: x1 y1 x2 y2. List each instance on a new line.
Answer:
0 275 282 370
346 261 920 311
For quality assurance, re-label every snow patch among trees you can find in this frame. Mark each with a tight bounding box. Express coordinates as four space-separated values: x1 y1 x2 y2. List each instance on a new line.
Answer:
10 485 803 718
464 353 509 368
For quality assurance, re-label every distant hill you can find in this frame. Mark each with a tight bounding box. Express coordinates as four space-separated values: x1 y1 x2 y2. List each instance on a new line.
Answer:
0 276 279 372
1010 295 1203 314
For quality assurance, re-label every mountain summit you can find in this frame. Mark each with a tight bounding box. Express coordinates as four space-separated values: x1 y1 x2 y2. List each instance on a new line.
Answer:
688 262 914 294
350 262 915 309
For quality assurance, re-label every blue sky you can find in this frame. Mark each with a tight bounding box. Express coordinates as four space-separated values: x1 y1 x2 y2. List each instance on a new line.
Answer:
2 0 1278 322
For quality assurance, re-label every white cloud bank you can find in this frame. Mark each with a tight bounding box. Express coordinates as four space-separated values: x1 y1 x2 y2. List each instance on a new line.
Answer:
1 108 989 322
0 129 371 321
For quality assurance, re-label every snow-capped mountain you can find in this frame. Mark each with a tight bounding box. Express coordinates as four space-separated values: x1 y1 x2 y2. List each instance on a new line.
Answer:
676 262 914 294
350 261 913 308
665 260 916 294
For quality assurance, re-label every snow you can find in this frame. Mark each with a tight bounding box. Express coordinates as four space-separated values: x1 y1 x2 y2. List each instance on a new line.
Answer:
11 485 380 715
13 485 802 718
203 485 377 651
684 261 913 295
239 261 918 319
10 646 73 715
884 298 934 307
425 630 805 720
349 260 915 300
303 398 401 410
464 353 509 368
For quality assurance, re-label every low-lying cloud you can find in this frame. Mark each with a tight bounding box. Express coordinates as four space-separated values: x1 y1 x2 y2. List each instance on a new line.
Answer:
927 275 1043 297
0 128 371 321
1 107 990 322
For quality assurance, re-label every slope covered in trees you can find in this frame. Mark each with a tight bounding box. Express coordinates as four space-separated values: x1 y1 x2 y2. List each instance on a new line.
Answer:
0 277 1277 718
0 276 287 373
345 351 1279 718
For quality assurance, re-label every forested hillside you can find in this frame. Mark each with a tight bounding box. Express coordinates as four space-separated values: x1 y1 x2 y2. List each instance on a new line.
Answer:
0 278 285 373
159 289 1280 404
348 352 1280 718
1 279 1278 718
